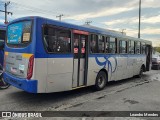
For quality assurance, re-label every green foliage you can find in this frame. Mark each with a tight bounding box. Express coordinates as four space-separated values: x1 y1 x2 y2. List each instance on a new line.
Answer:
154 46 160 53
156 47 160 53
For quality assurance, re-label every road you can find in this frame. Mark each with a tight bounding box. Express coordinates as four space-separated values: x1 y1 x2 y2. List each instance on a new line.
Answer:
0 70 160 120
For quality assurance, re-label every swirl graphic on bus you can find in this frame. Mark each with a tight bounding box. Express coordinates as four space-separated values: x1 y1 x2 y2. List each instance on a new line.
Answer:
95 56 117 73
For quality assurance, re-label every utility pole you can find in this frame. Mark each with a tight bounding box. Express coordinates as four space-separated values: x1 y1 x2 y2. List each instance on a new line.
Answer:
85 21 92 25
0 1 12 24
121 29 126 35
138 0 141 38
56 14 64 21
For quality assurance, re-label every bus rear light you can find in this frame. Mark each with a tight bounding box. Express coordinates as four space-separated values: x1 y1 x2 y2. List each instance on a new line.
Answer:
27 55 34 80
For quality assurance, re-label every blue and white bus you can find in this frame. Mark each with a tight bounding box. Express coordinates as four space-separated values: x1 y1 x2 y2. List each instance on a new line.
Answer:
3 16 152 93
0 24 6 68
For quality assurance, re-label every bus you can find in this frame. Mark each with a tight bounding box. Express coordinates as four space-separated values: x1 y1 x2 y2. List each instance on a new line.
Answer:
3 16 152 93
0 24 6 67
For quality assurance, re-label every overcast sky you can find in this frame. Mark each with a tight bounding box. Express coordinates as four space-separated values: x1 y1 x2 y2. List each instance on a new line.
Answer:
0 0 160 46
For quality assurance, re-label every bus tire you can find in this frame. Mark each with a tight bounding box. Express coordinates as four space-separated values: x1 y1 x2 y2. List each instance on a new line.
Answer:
94 71 107 91
137 66 143 78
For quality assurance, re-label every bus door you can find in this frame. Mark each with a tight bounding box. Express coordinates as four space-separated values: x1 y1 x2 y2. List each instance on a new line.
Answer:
146 45 152 71
72 30 88 88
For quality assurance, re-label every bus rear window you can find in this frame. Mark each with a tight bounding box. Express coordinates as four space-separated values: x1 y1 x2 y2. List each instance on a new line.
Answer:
7 21 32 47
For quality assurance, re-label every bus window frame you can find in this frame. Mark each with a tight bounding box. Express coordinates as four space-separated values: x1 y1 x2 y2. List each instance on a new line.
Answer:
42 24 72 54
106 36 118 54
98 35 106 54
129 40 135 54
135 41 141 54
6 20 33 48
119 39 128 54
90 33 98 54
141 42 146 54
89 34 117 55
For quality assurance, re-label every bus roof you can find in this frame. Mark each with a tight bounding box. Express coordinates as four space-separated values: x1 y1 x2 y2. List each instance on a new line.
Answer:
8 16 152 45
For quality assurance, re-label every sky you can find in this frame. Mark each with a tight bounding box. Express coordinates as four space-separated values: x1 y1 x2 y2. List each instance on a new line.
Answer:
0 0 160 47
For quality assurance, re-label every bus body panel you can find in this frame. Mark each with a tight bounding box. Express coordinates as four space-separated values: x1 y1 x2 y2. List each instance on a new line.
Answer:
87 54 147 86
87 54 118 86
133 55 146 76
127 56 134 78
46 57 73 92
34 58 47 93
87 57 103 86
34 18 74 93
34 18 48 93
4 52 32 78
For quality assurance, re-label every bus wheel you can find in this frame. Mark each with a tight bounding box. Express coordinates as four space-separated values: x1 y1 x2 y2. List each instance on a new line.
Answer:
137 66 143 78
94 71 107 91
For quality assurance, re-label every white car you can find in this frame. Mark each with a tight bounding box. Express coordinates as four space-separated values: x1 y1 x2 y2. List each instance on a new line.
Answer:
152 54 160 70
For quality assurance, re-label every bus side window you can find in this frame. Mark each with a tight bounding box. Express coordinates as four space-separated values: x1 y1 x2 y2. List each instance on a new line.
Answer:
98 35 105 53
109 37 116 53
119 40 127 54
141 42 146 54
90 34 98 53
129 40 135 54
135 41 141 54
43 26 56 52
43 25 71 53
106 37 109 53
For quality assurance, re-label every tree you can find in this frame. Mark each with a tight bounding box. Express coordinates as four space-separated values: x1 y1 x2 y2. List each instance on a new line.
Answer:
155 47 160 53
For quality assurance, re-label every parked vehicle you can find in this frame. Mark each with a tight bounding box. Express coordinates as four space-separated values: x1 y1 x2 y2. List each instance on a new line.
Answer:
0 24 10 89
152 54 160 70
0 65 10 89
0 24 6 66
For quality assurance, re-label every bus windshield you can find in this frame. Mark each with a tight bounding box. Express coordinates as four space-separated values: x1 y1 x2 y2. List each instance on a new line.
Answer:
7 21 32 47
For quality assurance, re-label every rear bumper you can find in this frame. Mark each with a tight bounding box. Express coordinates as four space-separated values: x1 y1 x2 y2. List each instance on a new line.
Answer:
3 72 37 93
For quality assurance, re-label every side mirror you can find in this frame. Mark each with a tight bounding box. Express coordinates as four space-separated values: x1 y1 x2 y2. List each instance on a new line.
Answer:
0 41 4 50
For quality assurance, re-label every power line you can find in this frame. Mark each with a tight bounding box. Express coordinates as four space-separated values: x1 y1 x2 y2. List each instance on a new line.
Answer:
11 1 71 20
0 1 13 24
11 1 60 16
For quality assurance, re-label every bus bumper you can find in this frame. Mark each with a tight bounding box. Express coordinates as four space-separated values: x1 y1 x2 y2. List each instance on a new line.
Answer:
3 72 37 93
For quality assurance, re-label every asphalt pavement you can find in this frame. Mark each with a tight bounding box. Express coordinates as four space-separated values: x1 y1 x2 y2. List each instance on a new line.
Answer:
0 70 160 120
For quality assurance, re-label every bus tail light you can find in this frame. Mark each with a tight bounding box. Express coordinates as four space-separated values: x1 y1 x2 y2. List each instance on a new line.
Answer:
27 55 34 80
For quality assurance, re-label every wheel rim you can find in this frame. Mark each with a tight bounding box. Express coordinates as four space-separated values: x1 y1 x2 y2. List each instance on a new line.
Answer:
98 76 105 88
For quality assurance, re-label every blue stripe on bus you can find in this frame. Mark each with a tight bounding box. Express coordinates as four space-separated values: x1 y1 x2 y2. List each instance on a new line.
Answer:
3 72 37 93
34 54 146 58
